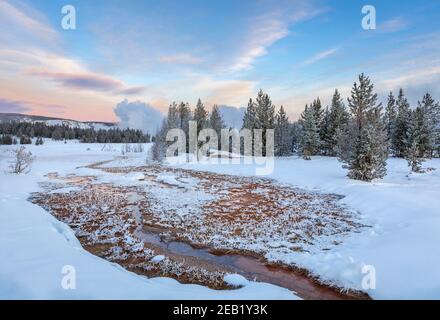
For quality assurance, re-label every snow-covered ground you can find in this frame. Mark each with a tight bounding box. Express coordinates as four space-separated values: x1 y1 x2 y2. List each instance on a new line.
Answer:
171 156 440 299
1 140 439 299
0 141 297 300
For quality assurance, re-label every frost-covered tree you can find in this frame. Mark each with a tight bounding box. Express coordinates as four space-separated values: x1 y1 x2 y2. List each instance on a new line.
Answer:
326 89 349 156
392 89 411 157
299 104 320 160
208 105 225 150
338 74 388 181
311 97 324 128
418 92 439 157
178 102 192 152
405 107 427 173
319 107 332 155
152 103 184 161
209 105 226 136
289 122 302 154
167 102 180 129
9 146 35 174
274 105 291 156
242 98 257 131
384 91 397 153
151 119 168 162
255 89 275 156
193 98 208 136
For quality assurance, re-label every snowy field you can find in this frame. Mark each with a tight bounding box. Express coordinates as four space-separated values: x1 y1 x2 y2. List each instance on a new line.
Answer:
172 155 440 299
0 141 296 300
1 140 439 299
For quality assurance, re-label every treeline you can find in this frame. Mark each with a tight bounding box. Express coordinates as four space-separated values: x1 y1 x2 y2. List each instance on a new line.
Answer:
295 74 439 178
152 73 440 181
152 100 226 161
0 121 151 144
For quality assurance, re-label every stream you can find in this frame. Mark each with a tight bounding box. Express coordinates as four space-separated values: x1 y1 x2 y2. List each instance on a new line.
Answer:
137 228 368 300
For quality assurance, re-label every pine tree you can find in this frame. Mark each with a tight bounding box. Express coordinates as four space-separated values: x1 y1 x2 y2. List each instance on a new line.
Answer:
193 98 208 136
151 119 168 162
384 91 397 153
274 105 291 156
418 92 438 157
167 102 180 129
339 74 388 181
405 107 426 172
311 97 324 127
254 89 275 156
209 105 225 149
299 104 320 160
393 89 411 157
178 102 192 152
326 89 349 156
242 98 257 130
319 107 332 155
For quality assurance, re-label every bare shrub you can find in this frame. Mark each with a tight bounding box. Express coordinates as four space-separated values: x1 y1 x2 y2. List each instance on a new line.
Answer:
9 146 36 174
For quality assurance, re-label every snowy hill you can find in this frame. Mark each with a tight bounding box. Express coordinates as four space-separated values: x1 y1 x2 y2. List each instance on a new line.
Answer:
0 113 117 130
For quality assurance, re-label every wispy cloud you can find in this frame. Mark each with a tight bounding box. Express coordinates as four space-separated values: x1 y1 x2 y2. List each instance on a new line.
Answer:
0 98 31 113
0 97 67 114
379 17 408 33
0 0 58 44
300 47 339 66
229 2 327 72
28 70 147 96
159 54 203 65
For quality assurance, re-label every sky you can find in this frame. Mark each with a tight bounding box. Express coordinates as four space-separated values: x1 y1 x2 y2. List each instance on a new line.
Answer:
1 0 440 122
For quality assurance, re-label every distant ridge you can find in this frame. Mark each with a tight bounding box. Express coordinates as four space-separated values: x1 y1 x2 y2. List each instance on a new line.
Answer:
0 112 117 130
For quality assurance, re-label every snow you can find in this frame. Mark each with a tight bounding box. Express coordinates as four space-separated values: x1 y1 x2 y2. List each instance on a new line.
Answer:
0 141 297 299
224 274 249 287
151 255 166 263
171 155 440 299
2 140 440 299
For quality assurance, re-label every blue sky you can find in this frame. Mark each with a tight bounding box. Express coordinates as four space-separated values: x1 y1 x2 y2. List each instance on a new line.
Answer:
0 0 439 121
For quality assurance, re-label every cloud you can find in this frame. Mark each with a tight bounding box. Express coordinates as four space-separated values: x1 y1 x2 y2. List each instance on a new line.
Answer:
28 70 147 96
0 0 59 46
0 98 31 113
114 100 165 134
159 54 203 65
230 17 289 72
0 97 66 114
300 48 338 66
379 17 408 33
229 3 327 72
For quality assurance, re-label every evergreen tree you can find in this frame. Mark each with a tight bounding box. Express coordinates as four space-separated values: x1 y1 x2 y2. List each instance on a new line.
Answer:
167 102 181 129
193 98 208 136
384 91 397 152
319 107 332 155
326 89 349 156
178 102 192 152
393 89 411 157
311 97 324 127
151 119 168 162
242 98 257 130
274 105 291 156
289 122 303 154
405 107 427 172
418 92 438 157
338 74 388 181
209 105 225 150
299 104 320 160
254 89 275 156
